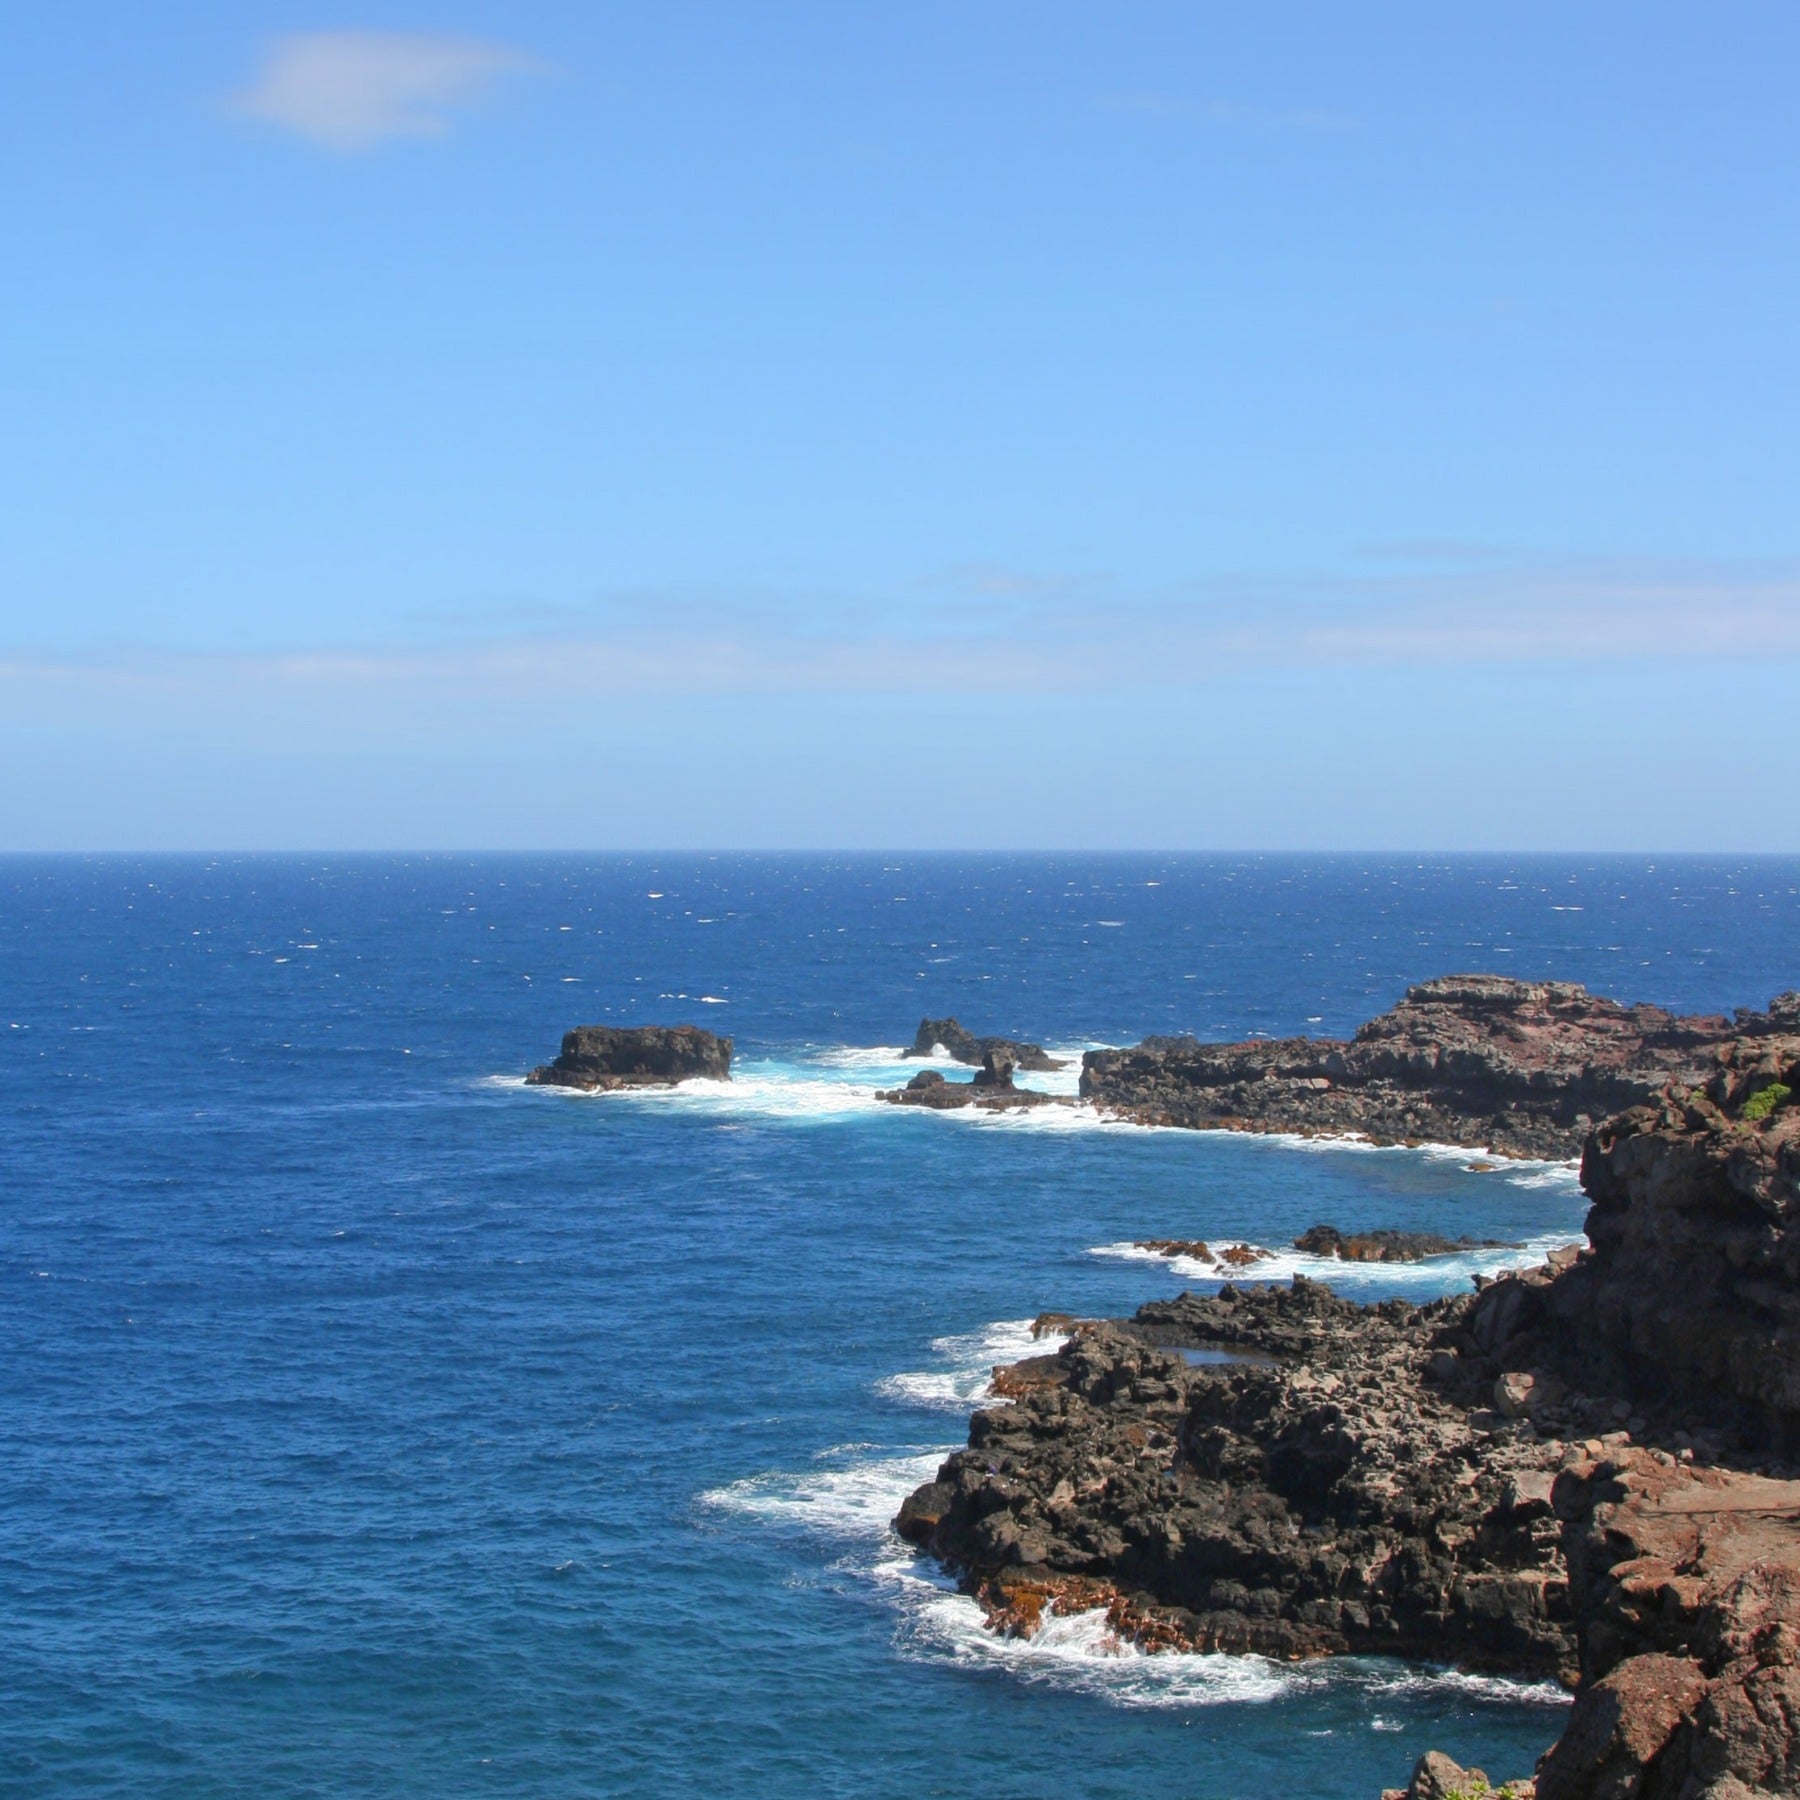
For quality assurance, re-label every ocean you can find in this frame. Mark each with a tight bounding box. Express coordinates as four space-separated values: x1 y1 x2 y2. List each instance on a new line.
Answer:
4 853 1796 1798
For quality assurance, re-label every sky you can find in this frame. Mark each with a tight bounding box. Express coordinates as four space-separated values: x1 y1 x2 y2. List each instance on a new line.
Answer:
2 3 1797 850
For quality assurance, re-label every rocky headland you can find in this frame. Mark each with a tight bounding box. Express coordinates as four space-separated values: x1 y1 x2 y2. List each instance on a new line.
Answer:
903 1016 1066 1072
1080 977 1799 1160
525 1023 732 1091
899 1012 1800 1796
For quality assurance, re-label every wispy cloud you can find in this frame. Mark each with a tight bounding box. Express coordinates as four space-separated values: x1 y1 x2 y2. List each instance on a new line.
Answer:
230 31 538 151
4 556 1796 744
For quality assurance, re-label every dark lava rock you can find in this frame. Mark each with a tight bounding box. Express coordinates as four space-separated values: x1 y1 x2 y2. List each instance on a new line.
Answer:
1079 976 1786 1160
899 1014 1800 1798
525 1024 732 1090
1295 1224 1523 1264
1468 1024 1800 1452
878 1047 1067 1113
903 1016 1065 1072
899 1278 1576 1675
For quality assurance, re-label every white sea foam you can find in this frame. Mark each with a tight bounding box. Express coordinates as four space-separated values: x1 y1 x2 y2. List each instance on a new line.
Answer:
1089 1230 1583 1287
877 1317 1069 1412
497 1047 1584 1192
704 1421 1571 1712
699 1449 948 1537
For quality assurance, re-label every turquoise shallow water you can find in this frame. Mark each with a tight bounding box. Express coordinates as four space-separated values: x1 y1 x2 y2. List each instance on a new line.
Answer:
3 853 1796 1798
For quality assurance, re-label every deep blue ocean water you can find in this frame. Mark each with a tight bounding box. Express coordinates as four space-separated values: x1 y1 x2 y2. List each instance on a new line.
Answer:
4 853 1797 1799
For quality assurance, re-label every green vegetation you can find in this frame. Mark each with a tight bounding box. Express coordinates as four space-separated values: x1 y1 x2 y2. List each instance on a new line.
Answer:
1443 1782 1532 1800
1743 1082 1794 1122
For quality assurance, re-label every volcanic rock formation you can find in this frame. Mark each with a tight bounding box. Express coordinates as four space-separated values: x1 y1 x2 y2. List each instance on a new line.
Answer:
525 1024 732 1090
900 1006 1800 1796
1080 978 1797 1160
902 1017 1066 1072
878 1047 1067 1113
1295 1224 1523 1264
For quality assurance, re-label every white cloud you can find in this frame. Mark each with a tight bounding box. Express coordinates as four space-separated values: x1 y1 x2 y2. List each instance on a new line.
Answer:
4 556 1797 738
231 31 536 151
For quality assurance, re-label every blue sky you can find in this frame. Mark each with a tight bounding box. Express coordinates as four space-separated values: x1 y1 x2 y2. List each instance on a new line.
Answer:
3 3 1796 848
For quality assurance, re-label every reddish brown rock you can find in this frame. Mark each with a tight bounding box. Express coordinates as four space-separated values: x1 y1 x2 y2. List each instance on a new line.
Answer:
1081 979 1795 1160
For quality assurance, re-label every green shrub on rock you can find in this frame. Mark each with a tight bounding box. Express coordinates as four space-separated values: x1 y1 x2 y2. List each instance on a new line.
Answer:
1743 1082 1793 1122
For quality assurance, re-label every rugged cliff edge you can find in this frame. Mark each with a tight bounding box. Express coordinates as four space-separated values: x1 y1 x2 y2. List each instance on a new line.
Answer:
900 1013 1800 1796
525 1024 732 1090
1080 978 1798 1160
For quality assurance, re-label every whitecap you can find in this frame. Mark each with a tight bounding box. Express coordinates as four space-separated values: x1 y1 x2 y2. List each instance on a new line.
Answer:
698 1449 949 1538
877 1317 1069 1412
706 1425 1575 1712
1088 1230 1583 1288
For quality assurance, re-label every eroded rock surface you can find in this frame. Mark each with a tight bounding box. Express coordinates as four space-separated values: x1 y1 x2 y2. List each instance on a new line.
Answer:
899 1014 1800 1798
525 1024 732 1090
1080 978 1796 1160
1296 1224 1523 1264
902 1017 1065 1072
898 1281 1577 1675
878 1048 1068 1113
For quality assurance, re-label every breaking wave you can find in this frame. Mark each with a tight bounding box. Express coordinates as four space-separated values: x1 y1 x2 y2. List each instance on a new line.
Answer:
700 1427 1570 1713
1088 1230 1582 1288
875 1317 1070 1412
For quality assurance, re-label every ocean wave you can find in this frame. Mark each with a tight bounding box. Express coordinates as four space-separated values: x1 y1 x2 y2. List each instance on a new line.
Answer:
704 1435 1570 1712
698 1449 948 1537
495 1051 1585 1187
1088 1230 1583 1287
876 1317 1070 1412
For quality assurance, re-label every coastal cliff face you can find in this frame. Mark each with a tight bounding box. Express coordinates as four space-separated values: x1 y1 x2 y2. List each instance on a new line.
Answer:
1079 978 1794 1160
1468 1022 1800 1451
525 1024 732 1090
902 1015 1800 1797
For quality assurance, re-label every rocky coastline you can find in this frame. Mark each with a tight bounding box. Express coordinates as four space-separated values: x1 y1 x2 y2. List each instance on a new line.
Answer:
1080 977 1797 1160
525 1023 732 1090
878 1045 1069 1113
902 1016 1065 1072
898 1001 1800 1797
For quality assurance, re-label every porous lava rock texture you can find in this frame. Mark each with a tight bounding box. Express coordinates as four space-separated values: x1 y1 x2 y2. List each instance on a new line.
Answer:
902 1017 1065 1072
897 1281 1578 1676
1079 978 1798 1160
900 1011 1800 1797
525 1024 732 1090
877 1048 1067 1113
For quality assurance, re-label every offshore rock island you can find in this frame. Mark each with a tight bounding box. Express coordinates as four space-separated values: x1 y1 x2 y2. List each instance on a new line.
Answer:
899 988 1800 1798
525 1023 732 1091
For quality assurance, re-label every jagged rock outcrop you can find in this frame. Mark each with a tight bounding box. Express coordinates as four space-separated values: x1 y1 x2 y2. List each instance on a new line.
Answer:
1079 978 1795 1160
1404 1031 1800 1796
1296 1224 1522 1264
898 1281 1578 1675
898 1010 1800 1797
1529 1449 1800 1799
877 1048 1068 1113
902 1017 1065 1072
1467 1026 1800 1450
525 1024 732 1090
